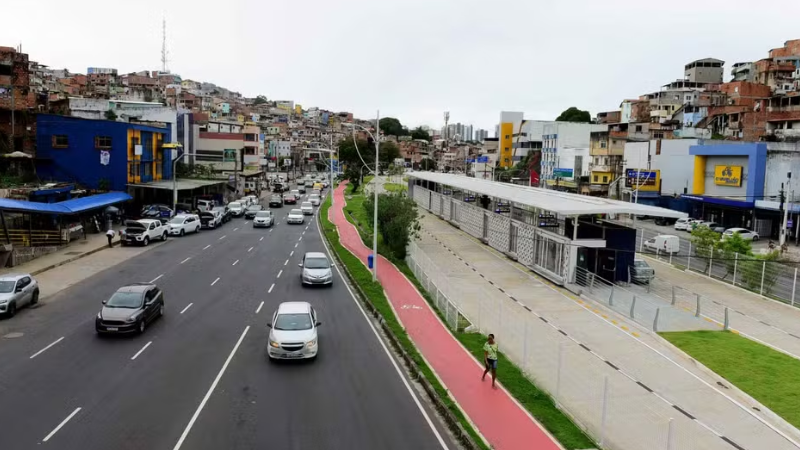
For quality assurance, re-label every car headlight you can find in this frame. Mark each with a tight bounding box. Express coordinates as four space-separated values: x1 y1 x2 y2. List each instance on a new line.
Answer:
269 340 281 348
125 314 140 323
0 299 8 305
97 312 102 319
306 340 317 348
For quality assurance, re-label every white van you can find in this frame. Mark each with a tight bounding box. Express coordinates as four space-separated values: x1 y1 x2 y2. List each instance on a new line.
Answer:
644 234 680 255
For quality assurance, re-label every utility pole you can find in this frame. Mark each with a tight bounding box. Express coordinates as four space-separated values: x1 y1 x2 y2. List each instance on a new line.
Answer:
780 177 791 247
372 111 380 281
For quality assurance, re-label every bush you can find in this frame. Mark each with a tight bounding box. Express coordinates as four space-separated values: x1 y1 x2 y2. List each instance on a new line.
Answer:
363 192 420 260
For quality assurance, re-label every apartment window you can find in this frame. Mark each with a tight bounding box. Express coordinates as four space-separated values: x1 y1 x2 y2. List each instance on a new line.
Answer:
593 175 599 182
600 141 607 149
52 135 69 148
635 125 643 132
603 175 608 183
654 132 664 139
95 136 112 149
505 135 510 139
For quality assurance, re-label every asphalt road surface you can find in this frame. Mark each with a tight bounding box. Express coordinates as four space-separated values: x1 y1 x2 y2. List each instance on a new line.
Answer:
0 192 452 450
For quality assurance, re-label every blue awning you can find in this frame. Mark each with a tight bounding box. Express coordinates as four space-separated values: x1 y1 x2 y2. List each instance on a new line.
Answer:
0 192 132 215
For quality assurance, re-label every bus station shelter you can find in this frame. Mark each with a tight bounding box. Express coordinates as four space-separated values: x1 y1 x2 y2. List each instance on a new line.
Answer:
407 173 686 285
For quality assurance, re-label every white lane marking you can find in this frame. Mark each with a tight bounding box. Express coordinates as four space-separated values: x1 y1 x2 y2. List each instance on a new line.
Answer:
219 235 226 240
149 274 164 283
270 228 274 232
299 236 303 242
234 228 239 231
180 303 193 314
315 220 449 449
284 259 289 266
232 260 239 266
211 277 220 286
268 283 275 293
248 247 254 252
303 231 306 235
295 243 298 248
42 407 81 443
180 257 191 264
290 250 294 257
172 326 250 450
256 301 264 314
244 222 249 225
131 341 153 360
277 270 283 278
259 237 264 241
30 337 65 359
203 244 211 250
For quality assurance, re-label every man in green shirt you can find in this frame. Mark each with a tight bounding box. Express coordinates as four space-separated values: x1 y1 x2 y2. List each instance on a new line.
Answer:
482 334 498 388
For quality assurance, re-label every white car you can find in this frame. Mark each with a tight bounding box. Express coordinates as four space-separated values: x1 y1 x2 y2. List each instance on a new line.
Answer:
0 274 39 317
229 202 245 217
301 202 314 215
253 210 274 228
674 218 694 231
287 209 305 224
722 228 760 241
267 302 320 361
168 214 201 236
121 219 168 246
309 194 320 206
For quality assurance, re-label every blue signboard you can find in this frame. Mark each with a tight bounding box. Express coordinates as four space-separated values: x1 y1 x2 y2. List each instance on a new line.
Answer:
477 156 489 163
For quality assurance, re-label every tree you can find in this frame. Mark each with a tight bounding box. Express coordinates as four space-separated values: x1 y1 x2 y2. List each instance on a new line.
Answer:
690 226 722 273
410 126 431 141
718 232 752 280
379 117 408 137
420 158 437 171
104 109 118 121
556 107 591 123
253 95 268 105
363 192 420 260
380 141 401 169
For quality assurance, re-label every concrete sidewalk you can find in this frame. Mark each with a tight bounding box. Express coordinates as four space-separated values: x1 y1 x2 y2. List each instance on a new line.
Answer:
644 255 800 360
413 211 800 450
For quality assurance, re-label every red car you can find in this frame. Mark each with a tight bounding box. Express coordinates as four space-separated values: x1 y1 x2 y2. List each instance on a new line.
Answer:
283 194 297 205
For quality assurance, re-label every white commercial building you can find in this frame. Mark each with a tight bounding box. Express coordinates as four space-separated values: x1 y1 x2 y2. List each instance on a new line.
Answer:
68 98 178 141
541 122 607 182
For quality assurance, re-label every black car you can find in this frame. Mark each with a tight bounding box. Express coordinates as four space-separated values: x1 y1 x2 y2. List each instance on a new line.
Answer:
269 195 283 208
212 205 231 223
244 205 263 219
95 283 165 335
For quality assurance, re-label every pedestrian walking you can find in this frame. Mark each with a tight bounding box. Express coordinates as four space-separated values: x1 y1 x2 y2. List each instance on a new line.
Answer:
106 228 116 248
482 334 498 388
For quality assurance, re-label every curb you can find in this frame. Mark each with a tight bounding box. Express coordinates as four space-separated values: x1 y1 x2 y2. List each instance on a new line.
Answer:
317 201 483 450
29 242 115 276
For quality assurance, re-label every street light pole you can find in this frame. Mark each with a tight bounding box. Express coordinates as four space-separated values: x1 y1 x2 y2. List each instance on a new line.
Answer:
373 111 380 281
171 152 185 211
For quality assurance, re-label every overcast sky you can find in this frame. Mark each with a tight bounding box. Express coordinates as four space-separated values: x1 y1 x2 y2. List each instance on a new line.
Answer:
4 0 800 132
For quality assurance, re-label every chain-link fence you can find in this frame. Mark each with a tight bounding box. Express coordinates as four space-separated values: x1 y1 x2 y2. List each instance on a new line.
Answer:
406 240 731 450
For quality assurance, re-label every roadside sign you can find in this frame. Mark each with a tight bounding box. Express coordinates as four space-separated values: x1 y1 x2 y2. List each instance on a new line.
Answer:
789 219 794 229
477 156 489 163
553 168 573 178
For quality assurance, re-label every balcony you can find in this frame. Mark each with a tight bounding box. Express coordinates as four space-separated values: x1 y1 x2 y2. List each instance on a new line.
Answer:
610 130 628 139
767 128 800 140
673 128 711 139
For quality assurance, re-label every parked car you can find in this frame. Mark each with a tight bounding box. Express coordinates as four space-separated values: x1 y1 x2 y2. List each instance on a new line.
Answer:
200 211 219 229
309 194 321 206
653 217 678 226
121 219 168 246
95 283 164 335
287 209 305 224
300 202 314 215
212 205 231 223
168 214 201 236
140 204 174 222
723 228 760 241
699 221 725 233
245 205 264 219
674 218 695 231
283 194 298 205
267 301 320 361
253 210 275 228
196 198 216 212
0 274 39 317
630 259 655 285
269 194 283 208
644 234 680 254
299 252 333 286
229 202 245 217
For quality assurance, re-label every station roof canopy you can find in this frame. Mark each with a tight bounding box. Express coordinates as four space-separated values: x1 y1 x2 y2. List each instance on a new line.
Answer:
128 179 227 191
0 192 132 215
409 172 687 219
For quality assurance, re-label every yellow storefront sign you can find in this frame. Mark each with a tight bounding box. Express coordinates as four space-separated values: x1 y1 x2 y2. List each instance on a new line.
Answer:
714 165 742 187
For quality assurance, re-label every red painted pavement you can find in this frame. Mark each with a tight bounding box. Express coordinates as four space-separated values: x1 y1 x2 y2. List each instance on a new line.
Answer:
329 184 562 450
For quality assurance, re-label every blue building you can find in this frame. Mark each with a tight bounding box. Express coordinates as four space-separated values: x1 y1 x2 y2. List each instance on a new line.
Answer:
36 114 173 192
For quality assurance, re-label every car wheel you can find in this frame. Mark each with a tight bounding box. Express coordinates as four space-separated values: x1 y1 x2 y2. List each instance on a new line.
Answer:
196 226 201 233
180 229 185 237
753 236 759 242
159 304 165 317
138 320 146 334
31 290 39 305
143 236 150 246
7 301 16 317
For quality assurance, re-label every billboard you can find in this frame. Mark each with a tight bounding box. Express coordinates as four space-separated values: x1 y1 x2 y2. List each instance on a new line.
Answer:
714 165 743 187
553 168 574 178
626 169 660 192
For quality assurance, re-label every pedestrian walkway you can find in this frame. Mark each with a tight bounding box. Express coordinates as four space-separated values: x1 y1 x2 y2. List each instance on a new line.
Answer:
329 184 561 450
411 210 800 450
644 256 800 360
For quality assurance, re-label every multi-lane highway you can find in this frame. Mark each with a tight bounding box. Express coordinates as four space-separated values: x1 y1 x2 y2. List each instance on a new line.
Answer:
0 191 453 450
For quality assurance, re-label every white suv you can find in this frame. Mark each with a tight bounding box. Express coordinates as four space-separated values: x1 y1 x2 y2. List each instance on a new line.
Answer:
267 302 320 361
168 214 201 236
121 219 168 246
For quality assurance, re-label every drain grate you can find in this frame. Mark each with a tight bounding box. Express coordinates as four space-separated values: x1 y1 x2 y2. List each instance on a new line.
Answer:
63 252 83 256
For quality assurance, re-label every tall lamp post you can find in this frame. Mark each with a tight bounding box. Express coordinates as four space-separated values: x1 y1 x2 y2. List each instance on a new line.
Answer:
164 143 184 211
347 112 380 280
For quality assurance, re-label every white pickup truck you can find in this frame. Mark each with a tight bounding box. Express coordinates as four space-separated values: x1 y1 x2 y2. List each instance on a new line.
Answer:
121 219 168 246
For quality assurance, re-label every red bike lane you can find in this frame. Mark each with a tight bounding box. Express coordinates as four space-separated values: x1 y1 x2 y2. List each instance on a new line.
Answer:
329 184 562 450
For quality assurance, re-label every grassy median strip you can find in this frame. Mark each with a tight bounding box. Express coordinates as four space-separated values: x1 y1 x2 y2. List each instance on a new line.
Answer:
384 183 408 192
661 330 800 428
337 189 595 450
319 195 490 450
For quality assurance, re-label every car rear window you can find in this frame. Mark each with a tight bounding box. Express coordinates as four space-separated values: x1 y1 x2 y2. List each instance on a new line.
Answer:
290 209 302 215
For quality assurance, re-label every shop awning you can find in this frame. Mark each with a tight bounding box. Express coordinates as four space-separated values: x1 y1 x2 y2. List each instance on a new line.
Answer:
0 192 132 215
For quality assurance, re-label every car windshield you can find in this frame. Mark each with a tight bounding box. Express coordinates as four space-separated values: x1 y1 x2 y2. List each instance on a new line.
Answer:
634 261 649 268
0 280 15 293
247 205 262 211
106 291 144 308
290 209 302 215
305 257 329 269
256 211 271 218
229 202 241 208
169 217 186 224
274 313 312 331
310 195 319 200
302 202 312 207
